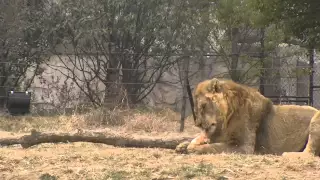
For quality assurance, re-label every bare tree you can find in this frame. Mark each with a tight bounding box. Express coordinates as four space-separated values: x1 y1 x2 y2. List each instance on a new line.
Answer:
45 0 186 108
0 1 49 107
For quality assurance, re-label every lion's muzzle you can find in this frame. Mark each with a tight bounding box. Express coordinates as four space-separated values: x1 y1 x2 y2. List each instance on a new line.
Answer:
205 124 217 136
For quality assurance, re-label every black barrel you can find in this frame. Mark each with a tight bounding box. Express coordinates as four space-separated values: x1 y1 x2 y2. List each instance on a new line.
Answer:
6 91 31 115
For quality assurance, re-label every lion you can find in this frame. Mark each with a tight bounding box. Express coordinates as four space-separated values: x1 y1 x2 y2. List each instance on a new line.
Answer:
175 78 320 156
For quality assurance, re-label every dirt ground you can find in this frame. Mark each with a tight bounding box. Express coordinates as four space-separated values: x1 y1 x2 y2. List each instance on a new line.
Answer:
0 108 320 180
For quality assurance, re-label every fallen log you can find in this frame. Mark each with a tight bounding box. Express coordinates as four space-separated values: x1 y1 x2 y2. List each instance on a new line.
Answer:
0 129 194 149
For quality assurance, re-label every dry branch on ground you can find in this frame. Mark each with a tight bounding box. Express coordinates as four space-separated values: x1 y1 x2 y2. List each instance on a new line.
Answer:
0 128 193 149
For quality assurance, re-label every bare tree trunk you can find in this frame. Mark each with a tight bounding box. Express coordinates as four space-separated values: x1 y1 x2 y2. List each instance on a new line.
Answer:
0 74 11 108
0 64 10 108
263 56 281 99
308 48 315 106
230 28 241 82
104 41 122 107
198 44 206 79
104 67 122 106
179 56 190 132
0 87 6 108
296 60 309 105
259 28 266 95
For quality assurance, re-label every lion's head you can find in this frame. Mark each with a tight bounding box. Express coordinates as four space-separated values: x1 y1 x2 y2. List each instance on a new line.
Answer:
192 78 259 138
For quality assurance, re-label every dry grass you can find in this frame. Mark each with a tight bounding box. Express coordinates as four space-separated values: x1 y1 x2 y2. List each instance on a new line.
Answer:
0 107 320 179
0 107 191 133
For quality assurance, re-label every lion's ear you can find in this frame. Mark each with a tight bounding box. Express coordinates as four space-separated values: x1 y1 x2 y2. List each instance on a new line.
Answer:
207 78 222 93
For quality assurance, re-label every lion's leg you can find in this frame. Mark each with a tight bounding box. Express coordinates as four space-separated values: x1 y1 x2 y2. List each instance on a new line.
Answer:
239 125 258 154
283 112 320 157
282 134 319 158
303 134 319 155
177 129 257 155
282 133 318 158
186 142 243 154
303 116 320 156
190 131 210 145
175 132 209 154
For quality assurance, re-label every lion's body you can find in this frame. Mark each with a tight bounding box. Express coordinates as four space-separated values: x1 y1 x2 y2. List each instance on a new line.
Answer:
255 105 317 155
176 78 320 156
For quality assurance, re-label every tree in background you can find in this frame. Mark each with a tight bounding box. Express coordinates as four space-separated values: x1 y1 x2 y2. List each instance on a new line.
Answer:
0 0 50 107
203 0 281 84
43 0 296 111
1 0 316 113
253 0 320 48
45 0 217 108
251 0 320 103
44 0 190 107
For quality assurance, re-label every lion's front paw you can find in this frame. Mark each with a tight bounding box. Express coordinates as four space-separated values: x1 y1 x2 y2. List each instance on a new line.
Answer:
175 141 190 154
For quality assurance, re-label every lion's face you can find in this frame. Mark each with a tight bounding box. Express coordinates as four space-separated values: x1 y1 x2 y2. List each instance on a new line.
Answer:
193 78 229 137
194 93 226 137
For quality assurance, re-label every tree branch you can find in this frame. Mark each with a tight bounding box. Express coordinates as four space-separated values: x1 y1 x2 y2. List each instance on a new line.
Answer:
0 129 193 149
